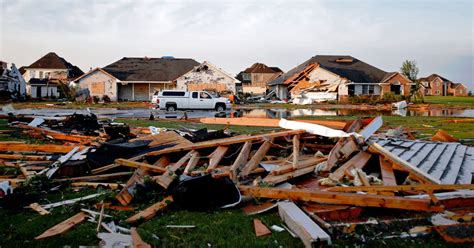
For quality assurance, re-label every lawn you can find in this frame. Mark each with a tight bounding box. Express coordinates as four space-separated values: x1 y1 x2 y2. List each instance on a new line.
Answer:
423 96 474 106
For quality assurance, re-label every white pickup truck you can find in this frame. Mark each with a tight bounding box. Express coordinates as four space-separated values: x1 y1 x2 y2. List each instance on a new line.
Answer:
153 90 232 112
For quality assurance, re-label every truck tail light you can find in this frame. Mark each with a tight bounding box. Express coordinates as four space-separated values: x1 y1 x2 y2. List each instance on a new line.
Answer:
156 99 160 104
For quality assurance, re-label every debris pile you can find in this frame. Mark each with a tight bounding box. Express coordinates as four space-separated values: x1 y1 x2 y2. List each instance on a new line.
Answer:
0 113 472 246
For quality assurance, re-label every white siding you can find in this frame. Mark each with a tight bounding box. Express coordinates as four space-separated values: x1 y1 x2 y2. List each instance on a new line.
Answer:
176 62 238 93
76 70 118 101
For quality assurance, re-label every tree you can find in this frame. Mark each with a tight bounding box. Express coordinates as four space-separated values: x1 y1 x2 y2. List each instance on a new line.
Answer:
400 60 423 103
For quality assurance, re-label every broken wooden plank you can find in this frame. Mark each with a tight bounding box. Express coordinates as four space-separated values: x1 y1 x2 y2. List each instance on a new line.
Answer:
130 227 151 248
0 154 51 161
29 202 51 215
263 165 316 185
380 156 397 186
152 155 171 168
91 163 120 175
240 186 444 212
183 151 200 175
328 151 372 181
326 183 474 193
270 156 327 175
70 182 124 190
0 143 79 153
278 201 331 247
116 169 149 206
207 146 229 172
200 117 347 130
55 172 133 183
292 134 300 169
432 129 459 142
230 141 252 180
127 196 173 223
147 129 305 156
241 139 273 176
115 159 167 174
131 130 193 147
35 212 87 240
253 219 272 237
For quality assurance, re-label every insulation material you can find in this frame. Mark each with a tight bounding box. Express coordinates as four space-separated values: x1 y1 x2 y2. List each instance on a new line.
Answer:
279 119 359 138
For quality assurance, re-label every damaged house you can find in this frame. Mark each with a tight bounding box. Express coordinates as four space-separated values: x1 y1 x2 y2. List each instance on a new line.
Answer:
268 55 412 103
418 74 468 96
0 61 27 100
22 52 84 99
175 61 239 94
75 57 199 101
236 63 283 95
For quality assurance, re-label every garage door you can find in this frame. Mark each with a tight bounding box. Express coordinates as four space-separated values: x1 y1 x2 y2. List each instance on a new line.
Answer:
134 83 150 101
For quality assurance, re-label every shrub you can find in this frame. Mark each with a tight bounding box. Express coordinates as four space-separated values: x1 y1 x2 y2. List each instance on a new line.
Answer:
92 95 100 103
102 95 111 102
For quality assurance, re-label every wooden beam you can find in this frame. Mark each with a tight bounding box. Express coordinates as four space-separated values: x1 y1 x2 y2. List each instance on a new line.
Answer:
116 169 149 206
35 212 87 240
380 157 397 186
278 201 331 247
240 186 444 212
263 165 316 185
115 159 167 174
328 151 372 181
55 172 132 182
183 151 200 175
127 196 173 223
152 155 170 167
292 135 300 169
253 219 271 237
241 140 273 176
70 182 123 190
207 146 229 172
270 157 327 175
368 142 440 184
131 227 152 248
200 117 347 130
326 184 474 193
0 144 78 154
154 151 194 189
91 163 119 175
230 141 252 180
0 154 51 161
147 129 306 156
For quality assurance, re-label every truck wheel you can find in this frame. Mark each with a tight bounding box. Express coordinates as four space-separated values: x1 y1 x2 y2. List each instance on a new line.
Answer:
166 105 176 112
215 104 225 112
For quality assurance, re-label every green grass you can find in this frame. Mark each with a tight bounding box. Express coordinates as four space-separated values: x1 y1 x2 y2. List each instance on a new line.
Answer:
423 96 474 106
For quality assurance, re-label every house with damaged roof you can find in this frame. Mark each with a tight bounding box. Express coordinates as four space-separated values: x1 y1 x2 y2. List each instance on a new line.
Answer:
0 61 27 100
75 57 238 101
268 55 412 103
22 52 84 99
418 74 468 96
236 63 283 94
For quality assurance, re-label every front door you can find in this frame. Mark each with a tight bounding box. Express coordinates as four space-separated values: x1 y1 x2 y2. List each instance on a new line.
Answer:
390 85 401 95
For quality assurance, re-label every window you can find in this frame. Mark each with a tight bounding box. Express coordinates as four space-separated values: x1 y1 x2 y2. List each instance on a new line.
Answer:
436 82 440 87
45 72 50 78
192 92 198 98
29 70 35 78
39 71 43 79
200 92 211 99
242 73 251 81
435 90 440 95
162 91 186 96
361 85 375 95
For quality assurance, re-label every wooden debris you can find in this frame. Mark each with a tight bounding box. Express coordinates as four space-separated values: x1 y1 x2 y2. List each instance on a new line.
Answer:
200 117 347 129
183 151 200 175
379 157 397 186
241 139 273 176
29 202 51 215
0 143 79 153
115 159 167 174
70 182 123 189
432 129 459 142
253 219 272 237
207 146 229 172
55 172 133 182
131 227 152 248
230 141 252 180
240 186 444 212
116 169 149 206
328 151 372 181
154 150 195 189
278 201 331 247
242 202 277 215
127 196 173 223
326 183 474 193
35 212 87 240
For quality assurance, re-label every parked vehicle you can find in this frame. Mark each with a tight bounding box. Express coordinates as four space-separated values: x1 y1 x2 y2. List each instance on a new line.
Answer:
153 90 232 111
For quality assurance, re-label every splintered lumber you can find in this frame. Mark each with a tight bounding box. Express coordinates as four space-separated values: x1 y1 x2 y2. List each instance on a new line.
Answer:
239 186 444 212
292 135 300 168
183 151 200 175
368 142 440 184
116 169 149 206
328 151 372 181
70 182 124 189
278 202 331 247
147 129 305 156
207 146 229 172
432 129 459 142
270 156 327 175
200 117 347 130
42 193 105 209
263 165 316 185
131 227 152 248
35 212 87 240
115 159 167 174
153 155 171 167
16 123 98 143
29 203 51 215
131 130 193 147
241 140 273 176
154 150 194 189
230 141 252 180
0 154 52 161
0 144 78 153
380 157 397 186
324 136 359 171
127 196 173 223
55 172 133 182
91 163 120 174
253 219 272 237
326 184 474 193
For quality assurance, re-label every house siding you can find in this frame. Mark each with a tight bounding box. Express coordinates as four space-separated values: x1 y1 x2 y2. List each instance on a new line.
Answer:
176 62 237 93
76 70 118 101
380 73 411 96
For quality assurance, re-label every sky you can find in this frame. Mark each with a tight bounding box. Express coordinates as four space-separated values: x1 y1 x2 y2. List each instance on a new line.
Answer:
1 0 473 90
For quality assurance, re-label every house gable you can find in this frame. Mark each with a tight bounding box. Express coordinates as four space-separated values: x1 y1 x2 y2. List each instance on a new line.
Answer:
175 61 238 93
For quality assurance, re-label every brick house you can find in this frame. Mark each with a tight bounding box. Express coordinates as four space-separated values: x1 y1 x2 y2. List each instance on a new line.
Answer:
236 63 283 94
418 74 468 96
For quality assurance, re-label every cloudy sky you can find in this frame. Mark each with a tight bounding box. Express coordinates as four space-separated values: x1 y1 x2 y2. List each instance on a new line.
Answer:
1 0 473 89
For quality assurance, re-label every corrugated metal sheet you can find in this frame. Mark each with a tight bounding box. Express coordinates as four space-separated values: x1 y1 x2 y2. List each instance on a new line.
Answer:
374 138 474 185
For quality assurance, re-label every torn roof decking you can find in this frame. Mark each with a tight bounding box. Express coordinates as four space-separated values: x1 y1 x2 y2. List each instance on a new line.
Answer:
374 138 474 185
